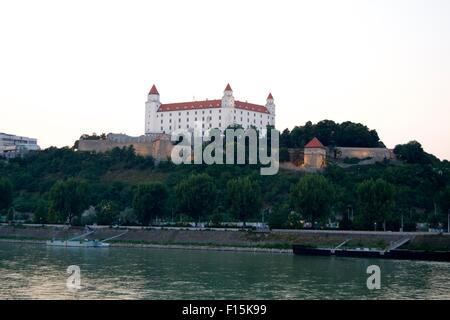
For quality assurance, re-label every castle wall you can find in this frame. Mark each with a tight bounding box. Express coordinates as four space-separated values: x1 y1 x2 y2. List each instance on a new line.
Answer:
333 147 395 161
77 139 172 161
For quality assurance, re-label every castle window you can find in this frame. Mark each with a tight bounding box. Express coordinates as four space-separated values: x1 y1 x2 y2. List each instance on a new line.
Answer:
219 110 221 113
169 119 172 123
219 123 221 127
209 110 212 114
179 112 181 116
195 117 197 121
179 125 181 129
195 111 197 115
169 126 172 130
161 120 163 124
161 127 163 131
219 116 221 120
202 111 205 114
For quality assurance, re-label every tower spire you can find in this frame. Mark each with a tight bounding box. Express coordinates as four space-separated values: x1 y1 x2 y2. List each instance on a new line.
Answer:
224 83 232 92
149 84 159 95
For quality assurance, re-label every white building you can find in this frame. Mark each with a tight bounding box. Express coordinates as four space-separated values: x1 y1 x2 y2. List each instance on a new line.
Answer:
0 132 40 158
145 84 276 135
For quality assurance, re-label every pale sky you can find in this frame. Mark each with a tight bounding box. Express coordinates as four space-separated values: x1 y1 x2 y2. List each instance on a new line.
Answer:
1 0 449 160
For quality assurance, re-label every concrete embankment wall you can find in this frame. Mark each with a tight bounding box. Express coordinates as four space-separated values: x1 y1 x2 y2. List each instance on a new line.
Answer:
0 225 431 249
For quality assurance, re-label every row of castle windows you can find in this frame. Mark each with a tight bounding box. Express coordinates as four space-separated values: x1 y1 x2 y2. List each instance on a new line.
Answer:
157 110 221 117
161 123 222 131
159 122 268 134
155 110 270 118
156 115 271 124
160 115 223 124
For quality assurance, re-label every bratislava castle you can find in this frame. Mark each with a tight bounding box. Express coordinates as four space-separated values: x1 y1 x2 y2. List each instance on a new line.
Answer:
145 84 276 135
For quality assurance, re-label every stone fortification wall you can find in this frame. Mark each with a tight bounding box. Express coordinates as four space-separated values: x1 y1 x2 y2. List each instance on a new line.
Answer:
77 134 172 161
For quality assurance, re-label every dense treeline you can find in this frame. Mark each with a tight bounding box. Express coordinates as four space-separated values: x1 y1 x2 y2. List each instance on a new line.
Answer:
0 129 449 231
280 120 384 148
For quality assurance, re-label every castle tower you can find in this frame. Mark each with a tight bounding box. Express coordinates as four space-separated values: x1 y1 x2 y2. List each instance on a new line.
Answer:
304 137 327 170
265 93 275 116
145 84 161 134
221 83 235 108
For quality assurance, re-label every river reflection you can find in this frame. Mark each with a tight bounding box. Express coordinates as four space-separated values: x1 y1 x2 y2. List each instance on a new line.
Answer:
0 243 449 299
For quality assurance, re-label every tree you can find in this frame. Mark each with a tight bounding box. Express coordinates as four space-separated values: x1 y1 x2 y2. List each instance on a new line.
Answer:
49 178 90 225
268 203 290 229
394 141 432 165
438 187 450 216
226 176 262 226
119 207 138 226
290 175 335 224
355 178 395 230
96 200 120 225
33 199 50 224
133 183 168 225
0 178 13 214
284 120 383 148
174 173 217 221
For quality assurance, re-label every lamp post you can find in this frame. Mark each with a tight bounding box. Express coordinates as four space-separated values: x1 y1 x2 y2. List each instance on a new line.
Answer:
400 213 404 233
448 209 450 234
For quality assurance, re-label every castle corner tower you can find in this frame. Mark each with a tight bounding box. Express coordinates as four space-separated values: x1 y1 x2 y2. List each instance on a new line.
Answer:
145 84 161 135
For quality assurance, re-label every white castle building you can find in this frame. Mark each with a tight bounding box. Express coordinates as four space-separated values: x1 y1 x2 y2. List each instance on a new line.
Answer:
145 84 276 135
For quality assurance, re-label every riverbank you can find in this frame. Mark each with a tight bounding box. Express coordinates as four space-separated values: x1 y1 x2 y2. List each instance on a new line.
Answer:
1 224 450 253
0 238 292 254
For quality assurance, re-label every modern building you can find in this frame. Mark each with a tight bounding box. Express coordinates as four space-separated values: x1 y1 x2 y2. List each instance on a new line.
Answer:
145 84 276 135
0 132 40 158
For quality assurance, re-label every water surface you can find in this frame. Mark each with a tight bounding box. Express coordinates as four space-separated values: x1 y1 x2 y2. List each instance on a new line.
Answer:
0 243 449 299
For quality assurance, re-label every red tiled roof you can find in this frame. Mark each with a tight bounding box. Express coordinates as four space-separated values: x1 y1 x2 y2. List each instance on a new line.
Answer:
224 83 232 91
267 93 274 100
234 100 270 114
149 85 159 95
156 99 270 114
157 100 222 112
305 137 326 149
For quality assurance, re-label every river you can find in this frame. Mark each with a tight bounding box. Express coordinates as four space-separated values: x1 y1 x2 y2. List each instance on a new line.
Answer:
0 242 449 299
